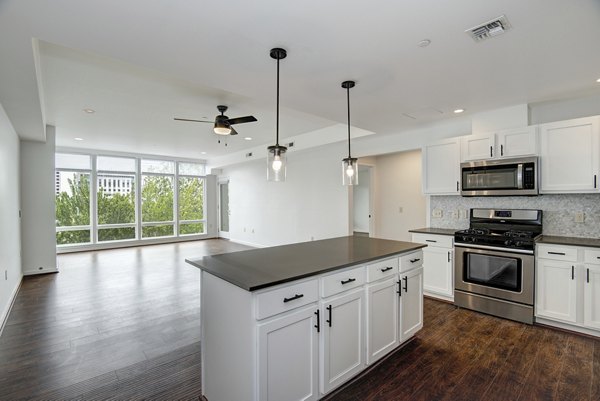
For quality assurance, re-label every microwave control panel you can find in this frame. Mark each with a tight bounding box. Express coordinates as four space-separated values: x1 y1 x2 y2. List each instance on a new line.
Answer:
523 163 535 189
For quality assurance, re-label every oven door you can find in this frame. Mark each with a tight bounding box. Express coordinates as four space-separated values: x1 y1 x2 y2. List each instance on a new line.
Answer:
454 245 534 305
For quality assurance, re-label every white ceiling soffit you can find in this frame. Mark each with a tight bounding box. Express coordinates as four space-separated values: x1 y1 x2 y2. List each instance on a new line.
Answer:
1 0 600 147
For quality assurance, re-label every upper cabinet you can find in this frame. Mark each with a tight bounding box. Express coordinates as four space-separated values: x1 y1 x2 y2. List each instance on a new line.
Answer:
422 138 461 195
461 126 538 162
539 116 600 193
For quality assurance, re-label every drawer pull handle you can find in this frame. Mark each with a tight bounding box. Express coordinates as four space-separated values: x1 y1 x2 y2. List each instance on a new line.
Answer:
397 279 402 297
283 293 304 303
426 240 437 243
314 309 320 332
572 266 575 280
548 252 566 256
448 251 451 263
587 268 590 284
341 278 356 285
380 266 393 273
326 305 332 327
597 256 600 260
403 276 408 292
410 258 421 263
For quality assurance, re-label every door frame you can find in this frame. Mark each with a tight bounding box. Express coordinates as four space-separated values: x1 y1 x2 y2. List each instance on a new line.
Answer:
217 178 230 239
349 163 375 237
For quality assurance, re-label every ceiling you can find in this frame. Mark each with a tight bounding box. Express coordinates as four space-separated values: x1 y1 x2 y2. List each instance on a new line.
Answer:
1 0 599 161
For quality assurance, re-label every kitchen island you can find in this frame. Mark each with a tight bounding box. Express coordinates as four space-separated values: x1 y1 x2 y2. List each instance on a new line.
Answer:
186 236 426 401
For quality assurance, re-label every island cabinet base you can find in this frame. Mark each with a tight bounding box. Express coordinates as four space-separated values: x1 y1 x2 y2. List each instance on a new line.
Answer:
199 249 424 401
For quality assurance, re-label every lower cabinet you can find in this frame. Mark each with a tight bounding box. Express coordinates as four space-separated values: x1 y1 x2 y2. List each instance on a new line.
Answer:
258 306 319 401
536 244 600 337
366 277 399 364
411 233 454 301
536 258 578 323
400 267 424 342
320 288 365 394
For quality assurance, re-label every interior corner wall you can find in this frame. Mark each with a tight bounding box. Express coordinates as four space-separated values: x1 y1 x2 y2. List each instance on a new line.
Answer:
220 143 351 247
20 125 57 275
373 149 426 241
0 103 22 329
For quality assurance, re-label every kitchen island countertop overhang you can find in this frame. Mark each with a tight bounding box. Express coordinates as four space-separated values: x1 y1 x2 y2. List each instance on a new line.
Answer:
186 235 426 291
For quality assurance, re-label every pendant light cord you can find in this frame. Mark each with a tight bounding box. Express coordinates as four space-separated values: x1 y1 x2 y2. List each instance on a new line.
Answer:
276 56 280 147
347 86 351 158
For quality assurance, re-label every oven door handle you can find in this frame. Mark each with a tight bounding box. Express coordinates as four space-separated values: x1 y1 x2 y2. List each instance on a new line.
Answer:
454 243 534 255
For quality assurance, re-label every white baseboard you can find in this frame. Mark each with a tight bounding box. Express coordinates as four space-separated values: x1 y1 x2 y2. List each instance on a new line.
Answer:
0 274 23 337
228 238 267 248
23 268 59 276
535 317 600 338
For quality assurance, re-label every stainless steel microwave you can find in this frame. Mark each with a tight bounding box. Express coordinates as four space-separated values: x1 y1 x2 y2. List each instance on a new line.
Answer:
460 156 538 196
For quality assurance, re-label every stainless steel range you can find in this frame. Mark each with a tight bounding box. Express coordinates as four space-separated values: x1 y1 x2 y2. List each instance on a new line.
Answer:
454 208 542 324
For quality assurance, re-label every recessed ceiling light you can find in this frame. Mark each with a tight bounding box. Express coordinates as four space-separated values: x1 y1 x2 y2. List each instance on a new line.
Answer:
74 137 84 141
244 137 253 141
418 39 431 48
83 108 95 114
454 109 465 114
201 151 207 155
596 78 600 83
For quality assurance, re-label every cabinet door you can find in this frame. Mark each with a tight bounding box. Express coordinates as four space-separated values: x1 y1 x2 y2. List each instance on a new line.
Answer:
366 277 399 365
258 306 319 401
422 138 461 195
497 126 538 158
422 247 454 299
400 267 424 342
540 116 600 193
320 289 365 395
536 259 577 323
461 133 495 161
584 264 600 330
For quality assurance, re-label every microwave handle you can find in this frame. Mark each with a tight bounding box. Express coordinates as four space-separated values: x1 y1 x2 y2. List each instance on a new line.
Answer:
517 164 523 189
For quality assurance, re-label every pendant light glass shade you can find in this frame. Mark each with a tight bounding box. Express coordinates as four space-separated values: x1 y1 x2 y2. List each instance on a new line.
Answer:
268 48 288 182
341 80 357 186
267 145 287 181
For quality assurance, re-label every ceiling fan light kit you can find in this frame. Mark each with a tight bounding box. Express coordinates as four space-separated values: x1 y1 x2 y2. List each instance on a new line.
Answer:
174 104 257 138
341 80 358 186
267 47 288 182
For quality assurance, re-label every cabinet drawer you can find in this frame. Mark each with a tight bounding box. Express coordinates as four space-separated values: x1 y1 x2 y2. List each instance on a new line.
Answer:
321 266 365 298
366 257 399 283
584 249 600 265
411 233 453 248
400 250 424 273
537 245 578 262
256 279 319 320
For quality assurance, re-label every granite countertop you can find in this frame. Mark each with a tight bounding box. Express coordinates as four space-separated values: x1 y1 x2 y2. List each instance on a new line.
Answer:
186 236 426 291
537 235 600 248
409 227 459 236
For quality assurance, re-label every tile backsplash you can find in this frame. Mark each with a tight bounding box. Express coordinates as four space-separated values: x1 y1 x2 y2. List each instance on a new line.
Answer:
430 194 600 238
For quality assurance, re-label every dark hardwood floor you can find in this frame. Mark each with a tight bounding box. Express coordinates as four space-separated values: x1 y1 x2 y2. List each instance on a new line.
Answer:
1 239 598 400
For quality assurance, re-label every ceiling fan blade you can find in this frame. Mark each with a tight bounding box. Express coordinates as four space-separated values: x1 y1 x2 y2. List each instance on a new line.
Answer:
229 126 239 135
174 118 214 123
226 116 257 125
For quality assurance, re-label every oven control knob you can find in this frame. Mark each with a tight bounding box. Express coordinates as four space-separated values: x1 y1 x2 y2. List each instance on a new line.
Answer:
504 239 512 246
462 236 469 242
515 241 523 247
470 237 477 243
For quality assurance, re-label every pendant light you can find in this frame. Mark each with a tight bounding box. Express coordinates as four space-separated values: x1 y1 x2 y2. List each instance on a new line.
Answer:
341 80 358 186
267 48 288 182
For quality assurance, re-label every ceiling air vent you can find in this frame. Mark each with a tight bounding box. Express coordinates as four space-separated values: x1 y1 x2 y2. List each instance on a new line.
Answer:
466 15 511 42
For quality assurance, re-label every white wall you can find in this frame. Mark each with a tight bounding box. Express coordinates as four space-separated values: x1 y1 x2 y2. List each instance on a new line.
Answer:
205 174 218 237
373 149 426 241
20 125 57 275
220 143 350 247
0 103 22 329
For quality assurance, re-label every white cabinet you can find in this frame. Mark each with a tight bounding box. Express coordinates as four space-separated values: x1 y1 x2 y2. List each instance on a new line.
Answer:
399 266 424 342
422 138 461 195
320 288 365 394
461 127 538 162
366 277 399 365
536 258 578 323
258 306 319 401
536 244 600 338
539 116 600 193
411 233 454 301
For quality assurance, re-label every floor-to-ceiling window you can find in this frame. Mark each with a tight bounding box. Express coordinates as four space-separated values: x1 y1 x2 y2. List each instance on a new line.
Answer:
55 152 206 249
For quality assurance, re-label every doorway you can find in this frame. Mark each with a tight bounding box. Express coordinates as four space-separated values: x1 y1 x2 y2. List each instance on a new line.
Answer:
353 165 373 237
218 180 230 239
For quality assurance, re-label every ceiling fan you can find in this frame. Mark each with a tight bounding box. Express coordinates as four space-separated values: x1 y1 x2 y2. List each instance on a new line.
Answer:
174 105 257 136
